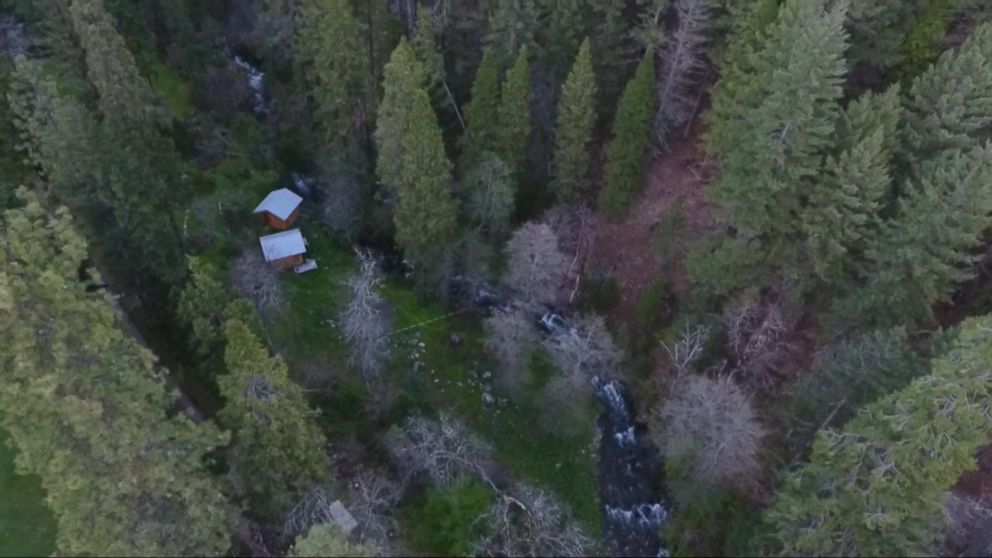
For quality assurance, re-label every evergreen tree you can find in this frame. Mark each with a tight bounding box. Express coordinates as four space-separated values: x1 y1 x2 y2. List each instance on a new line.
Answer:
903 22 992 172
837 144 992 328
706 0 848 248
495 45 532 179
375 37 427 189
551 38 597 203
298 0 375 167
177 257 260 365
411 3 445 98
69 0 185 287
767 314 992 556
590 0 629 108
393 89 459 281
898 0 963 81
802 88 903 282
460 49 501 171
220 320 330 518
845 0 927 73
291 524 379 557
542 0 588 74
485 0 541 66
0 193 235 555
600 48 656 218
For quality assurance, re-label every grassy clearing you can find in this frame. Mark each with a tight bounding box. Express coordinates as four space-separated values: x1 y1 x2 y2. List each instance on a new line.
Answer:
0 433 56 558
146 62 195 120
264 224 601 528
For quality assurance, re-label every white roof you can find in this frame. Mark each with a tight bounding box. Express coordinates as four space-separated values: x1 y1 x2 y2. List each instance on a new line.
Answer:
259 229 307 262
253 188 302 220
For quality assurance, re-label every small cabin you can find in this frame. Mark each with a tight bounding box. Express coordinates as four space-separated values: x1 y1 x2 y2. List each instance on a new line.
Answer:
259 229 307 269
253 188 303 230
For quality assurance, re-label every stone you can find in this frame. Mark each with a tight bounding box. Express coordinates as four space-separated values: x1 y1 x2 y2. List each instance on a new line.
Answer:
482 371 492 380
482 392 496 406
449 332 464 346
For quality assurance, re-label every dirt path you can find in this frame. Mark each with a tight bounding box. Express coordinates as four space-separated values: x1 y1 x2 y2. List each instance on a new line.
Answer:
587 137 717 326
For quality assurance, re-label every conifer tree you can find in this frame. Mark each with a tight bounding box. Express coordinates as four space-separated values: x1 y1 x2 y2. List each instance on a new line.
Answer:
495 45 532 179
767 314 992 556
485 0 541 66
375 38 427 189
220 320 330 518
461 49 501 171
600 48 656 218
551 38 597 203
837 144 992 328
590 0 629 106
802 88 903 281
393 89 459 280
903 22 992 172
69 0 185 286
411 4 445 98
543 0 588 74
298 0 374 166
845 0 927 73
291 524 379 557
0 193 235 556
706 0 848 245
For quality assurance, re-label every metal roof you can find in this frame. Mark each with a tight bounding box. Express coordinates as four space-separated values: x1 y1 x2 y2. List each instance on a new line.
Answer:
253 188 302 220
259 229 307 262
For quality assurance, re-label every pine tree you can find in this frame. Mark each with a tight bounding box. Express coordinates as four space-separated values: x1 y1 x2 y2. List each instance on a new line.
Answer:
802 88 903 282
845 0 927 73
542 0 588 74
551 38 597 203
706 0 848 245
393 89 459 280
485 0 541 66
460 49 502 172
375 37 427 189
496 45 532 179
298 0 374 167
220 320 330 518
590 0 629 108
69 0 185 287
903 22 992 172
411 4 445 98
0 192 235 556
177 257 260 364
767 314 992 556
600 48 656 218
836 144 992 328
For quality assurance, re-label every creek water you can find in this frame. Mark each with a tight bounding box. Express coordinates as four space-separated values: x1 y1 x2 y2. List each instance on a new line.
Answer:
594 377 669 557
233 55 268 116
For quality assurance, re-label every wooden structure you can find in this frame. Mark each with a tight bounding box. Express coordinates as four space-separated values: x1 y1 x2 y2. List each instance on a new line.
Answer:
253 188 303 230
259 229 307 269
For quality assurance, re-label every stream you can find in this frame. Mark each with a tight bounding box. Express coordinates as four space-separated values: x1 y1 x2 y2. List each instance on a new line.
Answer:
594 377 669 557
233 54 268 116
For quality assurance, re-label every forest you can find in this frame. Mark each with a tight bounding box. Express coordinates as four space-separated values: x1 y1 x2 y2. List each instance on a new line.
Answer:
2 0 992 556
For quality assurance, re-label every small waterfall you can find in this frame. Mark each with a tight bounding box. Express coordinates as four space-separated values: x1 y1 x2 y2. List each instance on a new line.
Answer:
233 55 268 116
594 377 669 557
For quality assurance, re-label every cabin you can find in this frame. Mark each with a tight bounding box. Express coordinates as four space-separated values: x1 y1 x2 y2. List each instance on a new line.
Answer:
253 188 303 230
259 229 307 269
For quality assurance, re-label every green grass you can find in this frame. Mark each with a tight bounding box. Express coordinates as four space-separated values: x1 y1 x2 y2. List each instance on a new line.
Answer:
264 225 601 529
146 62 195 120
0 433 56 557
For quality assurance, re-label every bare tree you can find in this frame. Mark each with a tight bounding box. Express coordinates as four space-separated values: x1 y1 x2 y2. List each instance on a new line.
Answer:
723 295 795 391
543 314 623 382
475 483 596 557
661 323 710 377
382 414 492 488
542 204 598 304
483 307 539 393
230 245 282 314
654 374 765 501
340 249 392 385
503 222 568 305
654 0 715 146
467 153 515 234
347 470 401 546
282 485 343 542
